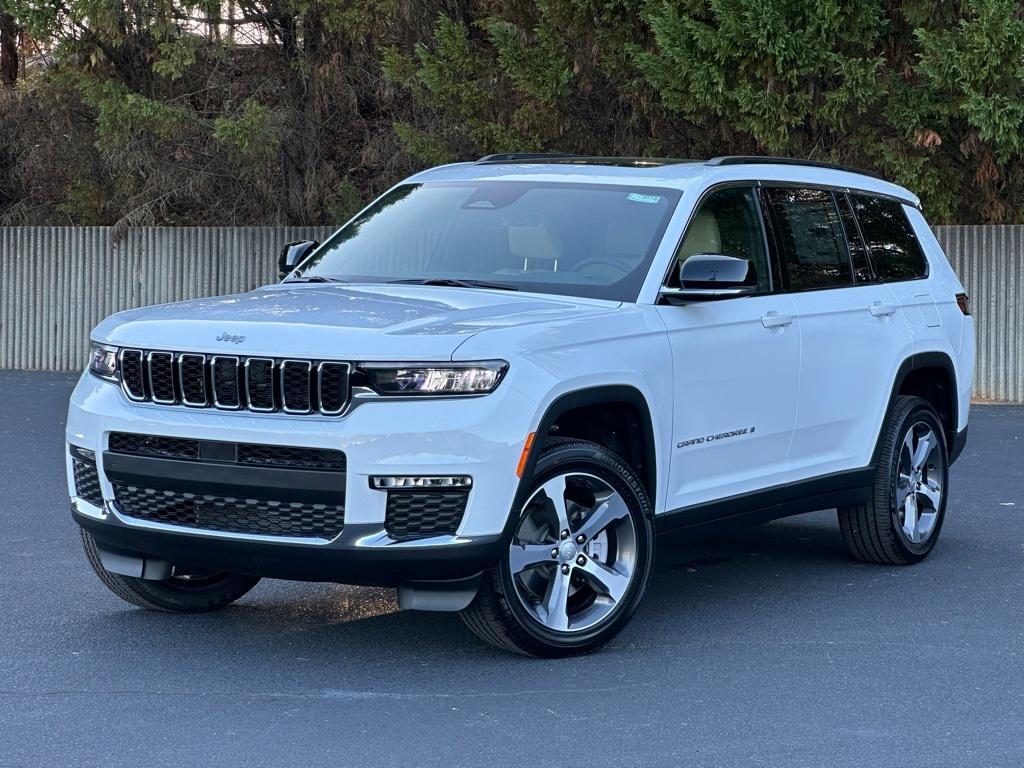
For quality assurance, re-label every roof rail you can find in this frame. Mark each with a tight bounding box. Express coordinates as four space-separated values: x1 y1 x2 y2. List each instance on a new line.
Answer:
475 154 698 168
705 155 885 181
476 153 581 164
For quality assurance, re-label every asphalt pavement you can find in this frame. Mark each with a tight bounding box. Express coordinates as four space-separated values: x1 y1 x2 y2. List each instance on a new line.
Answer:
1 370 1022 767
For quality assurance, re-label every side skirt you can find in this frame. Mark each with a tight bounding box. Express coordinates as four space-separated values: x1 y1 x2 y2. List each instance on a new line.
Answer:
655 467 874 535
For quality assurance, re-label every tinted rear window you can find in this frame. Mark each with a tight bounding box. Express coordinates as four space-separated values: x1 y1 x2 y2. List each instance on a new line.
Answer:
851 196 928 281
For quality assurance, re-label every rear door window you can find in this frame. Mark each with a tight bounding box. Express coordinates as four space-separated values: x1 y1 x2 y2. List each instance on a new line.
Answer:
763 187 854 291
850 195 928 281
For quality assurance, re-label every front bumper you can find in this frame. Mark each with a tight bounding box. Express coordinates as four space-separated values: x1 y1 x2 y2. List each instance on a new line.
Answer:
73 499 503 585
66 372 538 585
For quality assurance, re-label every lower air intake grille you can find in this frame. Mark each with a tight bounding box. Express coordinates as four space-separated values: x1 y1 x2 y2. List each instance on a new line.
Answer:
107 432 345 472
236 443 346 471
385 491 468 540
72 457 104 506
108 433 200 460
112 484 345 539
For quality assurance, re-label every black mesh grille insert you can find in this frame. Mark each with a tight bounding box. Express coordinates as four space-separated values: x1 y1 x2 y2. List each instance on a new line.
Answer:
237 444 346 471
148 352 176 402
120 350 146 400
72 457 104 506
179 354 207 405
113 484 344 538
107 432 344 472
282 361 312 412
245 358 275 411
109 432 200 460
385 491 468 540
212 357 241 408
318 363 350 414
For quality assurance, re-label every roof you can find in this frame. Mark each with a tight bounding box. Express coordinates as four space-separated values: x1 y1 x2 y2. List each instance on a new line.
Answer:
406 154 920 207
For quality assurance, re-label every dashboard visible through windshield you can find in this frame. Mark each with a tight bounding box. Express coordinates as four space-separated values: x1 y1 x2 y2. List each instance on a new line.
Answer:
293 180 682 302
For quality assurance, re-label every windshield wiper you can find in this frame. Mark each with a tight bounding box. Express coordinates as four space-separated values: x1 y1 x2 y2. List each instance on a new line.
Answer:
283 275 347 284
388 278 519 291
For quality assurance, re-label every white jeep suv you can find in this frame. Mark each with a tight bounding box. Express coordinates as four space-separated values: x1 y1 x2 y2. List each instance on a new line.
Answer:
67 155 975 656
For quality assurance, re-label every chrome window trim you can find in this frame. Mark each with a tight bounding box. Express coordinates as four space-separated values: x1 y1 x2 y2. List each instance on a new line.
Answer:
210 355 243 410
177 353 208 407
317 361 351 415
281 359 314 414
118 348 148 402
146 351 177 405
244 357 277 413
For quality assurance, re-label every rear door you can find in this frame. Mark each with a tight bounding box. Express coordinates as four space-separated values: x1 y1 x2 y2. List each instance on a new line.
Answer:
762 187 914 480
657 184 801 513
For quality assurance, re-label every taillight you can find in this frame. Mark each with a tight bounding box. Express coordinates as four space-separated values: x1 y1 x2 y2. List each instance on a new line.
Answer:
956 292 971 315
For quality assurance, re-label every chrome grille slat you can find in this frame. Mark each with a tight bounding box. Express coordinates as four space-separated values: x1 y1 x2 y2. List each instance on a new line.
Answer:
119 349 147 401
318 362 351 415
245 357 276 412
178 354 208 406
114 349 349 415
211 356 242 410
147 351 177 404
281 359 313 414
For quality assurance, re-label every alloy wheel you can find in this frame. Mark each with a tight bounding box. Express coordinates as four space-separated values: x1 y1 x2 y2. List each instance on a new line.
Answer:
507 472 638 634
895 421 945 545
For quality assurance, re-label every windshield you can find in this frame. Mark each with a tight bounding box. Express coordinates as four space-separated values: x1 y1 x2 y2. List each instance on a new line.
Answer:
294 180 682 301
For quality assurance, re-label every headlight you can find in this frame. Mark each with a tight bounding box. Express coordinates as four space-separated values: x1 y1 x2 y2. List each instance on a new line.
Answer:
361 361 507 395
88 342 119 380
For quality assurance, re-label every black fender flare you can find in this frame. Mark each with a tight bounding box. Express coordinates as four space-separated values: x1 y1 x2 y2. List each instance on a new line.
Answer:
871 351 959 466
498 385 658 546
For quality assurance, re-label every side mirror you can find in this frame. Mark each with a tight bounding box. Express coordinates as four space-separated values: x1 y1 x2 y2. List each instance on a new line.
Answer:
659 254 758 302
278 240 319 280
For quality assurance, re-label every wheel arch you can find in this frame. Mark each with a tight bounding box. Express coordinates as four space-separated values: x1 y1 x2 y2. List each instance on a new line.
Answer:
513 385 658 517
873 351 959 465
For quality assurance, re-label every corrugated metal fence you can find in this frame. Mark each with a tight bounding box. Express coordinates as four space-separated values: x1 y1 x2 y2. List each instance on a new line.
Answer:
934 227 1023 403
0 225 1021 402
0 227 333 372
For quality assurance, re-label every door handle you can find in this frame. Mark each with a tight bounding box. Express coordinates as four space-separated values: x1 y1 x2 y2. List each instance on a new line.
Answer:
761 312 794 329
869 302 898 318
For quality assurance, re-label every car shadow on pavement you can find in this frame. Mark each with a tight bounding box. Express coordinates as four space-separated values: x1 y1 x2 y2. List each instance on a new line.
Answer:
70 510 880 670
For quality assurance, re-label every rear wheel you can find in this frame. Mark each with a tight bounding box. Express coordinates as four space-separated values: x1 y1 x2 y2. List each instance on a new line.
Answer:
80 530 260 612
838 396 949 565
460 439 654 657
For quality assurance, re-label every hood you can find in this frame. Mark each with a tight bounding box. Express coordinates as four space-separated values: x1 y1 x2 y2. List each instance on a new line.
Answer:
92 283 618 361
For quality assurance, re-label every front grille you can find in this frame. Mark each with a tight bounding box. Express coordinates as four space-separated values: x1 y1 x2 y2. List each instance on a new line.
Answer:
117 349 351 415
108 432 345 472
385 491 468 540
72 456 104 506
112 483 344 538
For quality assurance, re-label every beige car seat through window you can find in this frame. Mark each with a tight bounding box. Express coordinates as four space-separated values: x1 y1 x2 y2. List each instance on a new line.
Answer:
678 210 722 260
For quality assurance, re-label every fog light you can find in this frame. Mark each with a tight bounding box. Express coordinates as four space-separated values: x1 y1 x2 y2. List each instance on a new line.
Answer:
370 475 472 490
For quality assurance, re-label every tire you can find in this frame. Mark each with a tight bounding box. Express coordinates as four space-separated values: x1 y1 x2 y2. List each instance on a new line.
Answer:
460 439 655 657
80 530 261 612
838 395 949 565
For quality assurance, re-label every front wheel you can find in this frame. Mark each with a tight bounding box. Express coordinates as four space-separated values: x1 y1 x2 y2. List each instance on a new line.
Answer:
460 439 654 657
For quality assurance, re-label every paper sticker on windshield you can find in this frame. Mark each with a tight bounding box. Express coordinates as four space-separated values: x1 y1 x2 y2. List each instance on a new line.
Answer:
627 192 661 204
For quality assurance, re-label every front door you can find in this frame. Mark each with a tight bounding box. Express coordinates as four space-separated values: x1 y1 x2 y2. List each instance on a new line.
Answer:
657 185 801 515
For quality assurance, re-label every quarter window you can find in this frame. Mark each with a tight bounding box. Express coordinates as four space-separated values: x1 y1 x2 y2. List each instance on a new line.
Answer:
851 195 928 281
673 186 771 293
764 187 854 291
